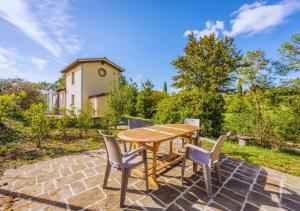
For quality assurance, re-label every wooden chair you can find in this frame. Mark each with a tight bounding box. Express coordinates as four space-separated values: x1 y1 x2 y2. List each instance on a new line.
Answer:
100 131 149 207
181 132 231 198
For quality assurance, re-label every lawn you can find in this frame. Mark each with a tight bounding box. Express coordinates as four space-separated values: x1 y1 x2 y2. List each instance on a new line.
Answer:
203 140 300 176
1 126 299 177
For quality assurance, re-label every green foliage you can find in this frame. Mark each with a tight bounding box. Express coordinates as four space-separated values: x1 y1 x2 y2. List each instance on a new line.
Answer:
155 89 224 136
136 79 156 118
279 30 300 71
0 94 20 123
23 103 50 148
172 33 242 92
0 78 44 109
56 108 73 138
76 103 95 138
163 81 168 93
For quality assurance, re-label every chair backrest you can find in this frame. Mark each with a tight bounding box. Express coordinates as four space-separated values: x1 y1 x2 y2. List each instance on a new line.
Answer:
184 118 200 136
184 118 200 127
128 118 145 129
211 132 231 162
99 131 122 168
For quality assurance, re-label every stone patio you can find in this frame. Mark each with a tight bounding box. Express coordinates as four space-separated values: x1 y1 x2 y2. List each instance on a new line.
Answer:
0 141 299 211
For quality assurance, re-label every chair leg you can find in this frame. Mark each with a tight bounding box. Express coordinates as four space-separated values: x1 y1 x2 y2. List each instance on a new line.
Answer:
181 138 184 148
123 141 128 152
120 168 130 207
181 155 187 185
103 162 111 189
215 161 222 184
143 151 149 193
203 164 214 198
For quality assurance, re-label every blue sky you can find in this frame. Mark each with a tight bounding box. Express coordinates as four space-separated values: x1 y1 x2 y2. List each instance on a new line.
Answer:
0 0 299 91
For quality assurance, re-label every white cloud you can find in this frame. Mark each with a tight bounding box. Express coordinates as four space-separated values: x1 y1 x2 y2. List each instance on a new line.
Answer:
0 0 81 57
31 57 48 71
184 0 300 39
0 46 24 78
227 0 300 37
184 21 225 39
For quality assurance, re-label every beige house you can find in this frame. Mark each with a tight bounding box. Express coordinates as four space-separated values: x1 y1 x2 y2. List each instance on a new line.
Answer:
47 57 124 117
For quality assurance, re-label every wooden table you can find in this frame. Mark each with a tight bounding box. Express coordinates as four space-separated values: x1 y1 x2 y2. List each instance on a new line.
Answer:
118 124 200 189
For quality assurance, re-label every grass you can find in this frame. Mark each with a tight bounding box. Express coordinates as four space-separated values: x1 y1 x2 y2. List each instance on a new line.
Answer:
203 140 300 176
0 128 102 175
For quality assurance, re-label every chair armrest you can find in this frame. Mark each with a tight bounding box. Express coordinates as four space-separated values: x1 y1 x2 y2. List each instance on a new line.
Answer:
122 146 146 158
185 144 210 154
200 137 216 144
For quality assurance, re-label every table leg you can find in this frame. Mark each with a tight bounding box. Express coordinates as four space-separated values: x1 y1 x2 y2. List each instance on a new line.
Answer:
189 134 197 172
150 142 160 189
169 140 173 154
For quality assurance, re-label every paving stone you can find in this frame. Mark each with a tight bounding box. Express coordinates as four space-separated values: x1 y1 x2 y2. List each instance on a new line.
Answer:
281 196 300 211
241 162 260 171
37 170 60 183
183 186 210 205
243 203 262 211
60 167 72 176
220 164 235 173
166 178 188 192
252 184 280 199
18 183 43 199
219 187 246 204
233 172 254 184
68 187 104 210
213 193 242 211
138 194 166 210
165 203 183 211
224 178 250 196
195 179 219 193
70 163 88 173
13 177 36 191
70 180 86 194
83 167 97 177
283 174 300 189
56 172 85 187
83 173 104 189
175 197 198 211
151 184 180 205
281 185 300 203
256 175 281 190
247 191 279 210
206 202 228 211
43 180 56 193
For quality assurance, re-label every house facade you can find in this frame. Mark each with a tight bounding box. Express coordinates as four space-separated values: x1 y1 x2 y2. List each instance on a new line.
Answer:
46 57 124 117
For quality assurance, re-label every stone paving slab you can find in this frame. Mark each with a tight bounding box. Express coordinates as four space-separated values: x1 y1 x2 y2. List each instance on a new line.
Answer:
0 141 300 211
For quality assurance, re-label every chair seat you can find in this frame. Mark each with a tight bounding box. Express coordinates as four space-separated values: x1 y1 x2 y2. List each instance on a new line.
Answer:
188 149 210 165
123 154 143 168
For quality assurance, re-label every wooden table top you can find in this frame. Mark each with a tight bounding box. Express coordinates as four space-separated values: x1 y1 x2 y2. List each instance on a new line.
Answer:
118 124 200 143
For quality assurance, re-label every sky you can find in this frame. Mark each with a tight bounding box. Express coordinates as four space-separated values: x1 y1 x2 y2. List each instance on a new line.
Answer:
0 0 299 91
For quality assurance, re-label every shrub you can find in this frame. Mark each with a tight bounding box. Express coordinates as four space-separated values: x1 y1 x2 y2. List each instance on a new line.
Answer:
56 108 73 138
77 103 94 138
136 80 156 118
23 103 50 148
0 94 20 123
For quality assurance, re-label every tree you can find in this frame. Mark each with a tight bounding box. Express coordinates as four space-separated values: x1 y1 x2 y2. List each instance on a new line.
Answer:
23 103 50 148
136 79 156 118
56 107 72 138
279 31 300 71
0 78 44 109
172 33 242 92
163 81 168 93
169 33 242 136
77 103 94 138
0 94 20 123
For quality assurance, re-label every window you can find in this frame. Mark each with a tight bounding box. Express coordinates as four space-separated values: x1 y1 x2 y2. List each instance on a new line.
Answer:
72 72 75 84
71 95 75 106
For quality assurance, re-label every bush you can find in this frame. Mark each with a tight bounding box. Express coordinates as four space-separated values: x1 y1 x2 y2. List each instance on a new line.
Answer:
56 108 73 138
136 80 156 118
0 94 20 123
23 103 50 148
154 89 224 137
77 103 94 138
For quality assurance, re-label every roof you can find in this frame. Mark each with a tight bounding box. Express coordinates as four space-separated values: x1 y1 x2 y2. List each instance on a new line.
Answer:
88 92 109 99
61 57 125 73
56 86 66 91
